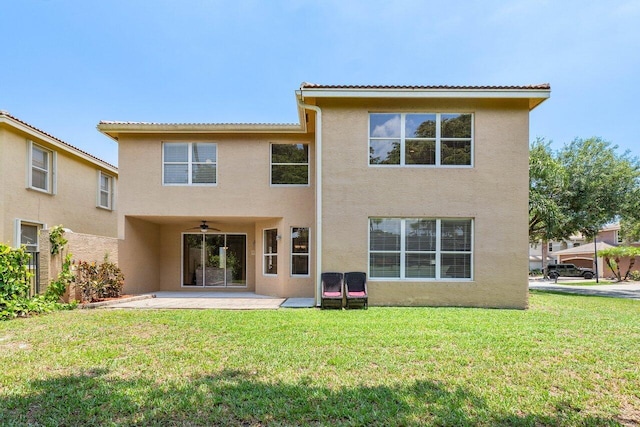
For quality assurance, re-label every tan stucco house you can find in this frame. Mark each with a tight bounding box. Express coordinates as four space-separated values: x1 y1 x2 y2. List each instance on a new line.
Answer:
98 83 550 308
1 111 118 291
0 111 118 292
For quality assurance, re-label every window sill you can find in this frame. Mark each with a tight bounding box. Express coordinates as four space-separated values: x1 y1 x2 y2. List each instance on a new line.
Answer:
368 164 474 168
27 186 54 196
162 183 218 187
369 278 474 282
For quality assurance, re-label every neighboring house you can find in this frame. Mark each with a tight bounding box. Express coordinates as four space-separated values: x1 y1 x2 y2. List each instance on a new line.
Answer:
98 83 550 308
529 235 585 271
0 111 118 289
552 223 640 278
597 223 625 246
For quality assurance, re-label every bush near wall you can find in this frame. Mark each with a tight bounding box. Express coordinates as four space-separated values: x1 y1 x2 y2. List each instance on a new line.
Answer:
0 244 74 320
75 260 124 303
39 229 119 298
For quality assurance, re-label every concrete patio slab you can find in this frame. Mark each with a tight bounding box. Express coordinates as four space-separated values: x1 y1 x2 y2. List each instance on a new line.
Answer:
105 291 286 310
280 297 316 308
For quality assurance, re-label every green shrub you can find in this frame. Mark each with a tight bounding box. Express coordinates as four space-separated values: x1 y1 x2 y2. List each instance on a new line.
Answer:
1 243 77 320
0 244 32 301
629 270 640 281
45 254 74 303
49 225 68 255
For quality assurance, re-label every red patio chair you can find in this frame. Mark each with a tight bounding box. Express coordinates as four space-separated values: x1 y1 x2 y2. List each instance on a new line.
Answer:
344 272 368 309
321 272 344 309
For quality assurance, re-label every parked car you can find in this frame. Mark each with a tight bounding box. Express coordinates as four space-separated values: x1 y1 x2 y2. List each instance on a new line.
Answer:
545 263 595 280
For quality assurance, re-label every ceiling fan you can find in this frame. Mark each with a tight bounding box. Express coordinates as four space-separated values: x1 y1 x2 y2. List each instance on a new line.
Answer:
188 220 220 233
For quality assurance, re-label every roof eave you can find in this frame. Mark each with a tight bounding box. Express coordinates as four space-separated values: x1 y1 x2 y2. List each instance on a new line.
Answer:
1 114 118 174
297 87 551 110
97 122 307 140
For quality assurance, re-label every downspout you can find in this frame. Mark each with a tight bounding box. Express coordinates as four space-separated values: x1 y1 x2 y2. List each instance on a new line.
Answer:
297 94 322 306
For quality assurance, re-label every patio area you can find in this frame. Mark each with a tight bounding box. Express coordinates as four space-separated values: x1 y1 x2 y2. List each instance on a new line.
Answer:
94 292 316 310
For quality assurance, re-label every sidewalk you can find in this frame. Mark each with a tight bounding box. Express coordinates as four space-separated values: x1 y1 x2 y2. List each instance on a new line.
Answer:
529 279 640 300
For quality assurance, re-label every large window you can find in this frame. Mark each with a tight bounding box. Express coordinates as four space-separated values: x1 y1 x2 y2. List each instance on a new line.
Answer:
163 142 217 185
369 218 473 280
28 142 55 193
264 229 278 275
291 227 310 276
97 171 114 210
271 144 309 185
369 113 472 166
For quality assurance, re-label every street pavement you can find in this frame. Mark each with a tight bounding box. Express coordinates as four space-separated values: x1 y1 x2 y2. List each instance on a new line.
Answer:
529 279 640 300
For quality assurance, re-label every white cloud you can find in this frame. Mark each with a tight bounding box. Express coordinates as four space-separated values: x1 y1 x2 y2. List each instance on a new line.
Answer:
371 115 401 138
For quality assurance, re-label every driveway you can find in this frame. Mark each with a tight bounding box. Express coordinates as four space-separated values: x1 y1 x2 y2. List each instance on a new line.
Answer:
529 279 640 300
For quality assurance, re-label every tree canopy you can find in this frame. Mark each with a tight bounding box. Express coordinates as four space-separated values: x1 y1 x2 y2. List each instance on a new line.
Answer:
530 137 640 243
529 138 568 243
558 137 640 239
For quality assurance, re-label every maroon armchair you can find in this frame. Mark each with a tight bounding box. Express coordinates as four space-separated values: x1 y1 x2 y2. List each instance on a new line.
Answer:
344 272 368 309
321 272 344 309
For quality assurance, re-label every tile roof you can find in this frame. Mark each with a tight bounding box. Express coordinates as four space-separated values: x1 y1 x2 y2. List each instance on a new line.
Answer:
553 241 615 255
300 83 551 90
0 110 117 170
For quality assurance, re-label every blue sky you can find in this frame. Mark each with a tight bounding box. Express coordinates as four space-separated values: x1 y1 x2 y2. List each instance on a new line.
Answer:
2 0 639 166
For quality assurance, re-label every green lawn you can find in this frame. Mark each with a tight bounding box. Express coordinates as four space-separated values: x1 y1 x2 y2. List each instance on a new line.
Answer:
1 292 639 426
546 279 619 286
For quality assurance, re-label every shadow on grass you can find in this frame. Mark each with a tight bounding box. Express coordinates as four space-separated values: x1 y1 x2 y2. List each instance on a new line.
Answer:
1 368 622 426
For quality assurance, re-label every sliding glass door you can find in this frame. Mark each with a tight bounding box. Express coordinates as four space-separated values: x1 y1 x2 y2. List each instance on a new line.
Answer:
183 233 246 287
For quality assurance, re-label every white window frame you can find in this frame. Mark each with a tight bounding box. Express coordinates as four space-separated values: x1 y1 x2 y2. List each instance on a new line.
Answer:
291 227 310 277
616 230 623 244
270 143 310 186
368 218 473 281
263 228 278 276
162 142 218 186
14 219 45 251
97 171 115 210
27 141 57 194
368 113 473 168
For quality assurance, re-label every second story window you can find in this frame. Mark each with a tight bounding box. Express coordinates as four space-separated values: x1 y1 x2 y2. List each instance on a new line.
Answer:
98 171 114 210
271 143 309 185
163 142 217 185
28 141 55 193
369 113 473 167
